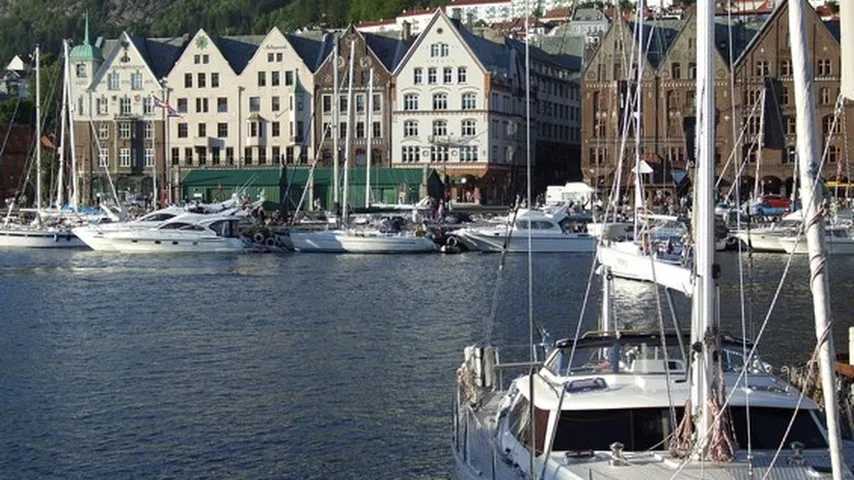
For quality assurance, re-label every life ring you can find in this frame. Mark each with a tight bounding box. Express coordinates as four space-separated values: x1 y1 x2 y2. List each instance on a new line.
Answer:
264 237 276 247
253 232 266 243
446 236 459 248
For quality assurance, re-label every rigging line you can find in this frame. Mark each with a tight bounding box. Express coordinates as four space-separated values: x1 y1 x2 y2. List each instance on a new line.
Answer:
15 56 63 209
760 323 832 480
667 111 837 476
291 123 333 222
567 1 651 371
484 200 522 344
646 237 677 427
727 7 757 462
715 91 764 191
88 121 120 206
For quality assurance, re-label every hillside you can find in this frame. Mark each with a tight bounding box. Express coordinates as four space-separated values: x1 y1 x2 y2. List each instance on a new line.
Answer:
0 0 438 66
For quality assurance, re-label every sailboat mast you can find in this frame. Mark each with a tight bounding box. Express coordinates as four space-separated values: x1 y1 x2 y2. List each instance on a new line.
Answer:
35 45 41 212
788 1 844 478
365 68 373 209
633 0 645 239
65 40 79 211
332 40 340 208
690 0 717 453
341 40 355 225
57 41 68 209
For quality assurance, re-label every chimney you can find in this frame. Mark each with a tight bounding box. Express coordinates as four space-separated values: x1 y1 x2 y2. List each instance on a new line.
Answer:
401 21 412 41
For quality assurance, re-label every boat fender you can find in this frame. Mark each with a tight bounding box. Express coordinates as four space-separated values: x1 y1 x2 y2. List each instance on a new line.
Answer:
253 232 266 244
54 234 59 242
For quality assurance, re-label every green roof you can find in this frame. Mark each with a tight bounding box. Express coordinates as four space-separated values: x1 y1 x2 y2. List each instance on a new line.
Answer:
70 14 103 62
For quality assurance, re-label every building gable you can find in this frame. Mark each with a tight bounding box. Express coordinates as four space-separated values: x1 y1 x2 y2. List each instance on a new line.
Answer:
169 29 238 80
241 27 313 77
91 32 161 92
393 10 487 76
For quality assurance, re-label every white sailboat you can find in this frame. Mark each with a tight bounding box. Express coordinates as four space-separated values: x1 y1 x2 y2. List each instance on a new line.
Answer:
452 2 850 480
289 39 436 254
0 43 86 248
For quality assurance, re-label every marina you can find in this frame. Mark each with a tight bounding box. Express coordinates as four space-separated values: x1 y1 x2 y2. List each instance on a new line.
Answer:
0 0 853 477
1 249 854 479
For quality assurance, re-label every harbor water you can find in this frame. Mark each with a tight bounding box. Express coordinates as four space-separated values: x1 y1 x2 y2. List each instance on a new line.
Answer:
1 249 853 479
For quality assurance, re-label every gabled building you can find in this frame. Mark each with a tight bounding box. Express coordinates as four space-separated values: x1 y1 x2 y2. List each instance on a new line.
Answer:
69 17 188 204
580 0 853 199
580 15 683 191
391 9 581 204
163 29 257 200
312 26 412 199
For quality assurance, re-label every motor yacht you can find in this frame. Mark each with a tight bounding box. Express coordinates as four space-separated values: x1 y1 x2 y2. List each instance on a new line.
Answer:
454 210 595 253
101 215 247 253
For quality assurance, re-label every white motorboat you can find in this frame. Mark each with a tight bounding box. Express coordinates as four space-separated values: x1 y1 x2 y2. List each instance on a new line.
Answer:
288 228 437 253
101 215 247 253
71 206 242 251
597 240 693 296
455 211 596 253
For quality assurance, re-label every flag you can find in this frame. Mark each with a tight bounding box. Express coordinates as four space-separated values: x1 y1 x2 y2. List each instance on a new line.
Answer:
152 96 181 118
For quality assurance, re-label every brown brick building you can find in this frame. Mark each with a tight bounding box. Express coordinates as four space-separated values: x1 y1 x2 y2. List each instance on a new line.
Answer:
580 0 854 201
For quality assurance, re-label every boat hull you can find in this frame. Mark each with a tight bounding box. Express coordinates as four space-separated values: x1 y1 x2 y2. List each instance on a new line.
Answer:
289 230 437 253
106 235 246 253
733 231 787 252
0 229 86 248
598 241 693 296
456 229 596 253
72 226 119 251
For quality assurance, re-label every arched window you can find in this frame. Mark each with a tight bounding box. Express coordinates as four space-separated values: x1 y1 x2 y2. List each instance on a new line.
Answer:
404 93 419 111
432 120 447 136
462 92 476 110
433 93 448 110
461 119 476 137
404 120 418 137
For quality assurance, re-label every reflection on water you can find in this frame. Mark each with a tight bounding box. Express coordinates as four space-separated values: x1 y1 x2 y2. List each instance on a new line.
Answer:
0 249 852 478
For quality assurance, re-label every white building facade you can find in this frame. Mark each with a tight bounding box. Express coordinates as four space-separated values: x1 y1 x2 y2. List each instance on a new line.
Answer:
392 10 580 204
70 24 186 204
164 28 325 200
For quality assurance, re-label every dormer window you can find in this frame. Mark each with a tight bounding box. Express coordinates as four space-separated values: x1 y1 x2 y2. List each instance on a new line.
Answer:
76 64 87 78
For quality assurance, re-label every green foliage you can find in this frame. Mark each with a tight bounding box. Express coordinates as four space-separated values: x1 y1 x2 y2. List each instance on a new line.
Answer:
0 0 447 66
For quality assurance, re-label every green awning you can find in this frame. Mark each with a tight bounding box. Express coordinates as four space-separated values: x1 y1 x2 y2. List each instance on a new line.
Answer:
182 168 284 187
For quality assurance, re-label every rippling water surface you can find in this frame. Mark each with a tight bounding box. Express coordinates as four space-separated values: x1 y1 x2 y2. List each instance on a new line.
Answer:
1 249 853 479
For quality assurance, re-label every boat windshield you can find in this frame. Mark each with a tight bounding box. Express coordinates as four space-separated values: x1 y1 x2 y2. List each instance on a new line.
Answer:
515 219 558 231
545 338 687 376
160 222 205 231
140 213 177 222
550 407 826 452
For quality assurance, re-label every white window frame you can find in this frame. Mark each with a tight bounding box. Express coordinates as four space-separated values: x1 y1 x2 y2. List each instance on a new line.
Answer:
119 148 131 167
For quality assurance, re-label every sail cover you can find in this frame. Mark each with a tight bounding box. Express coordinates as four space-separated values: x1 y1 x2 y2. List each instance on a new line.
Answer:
844 0 853 100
